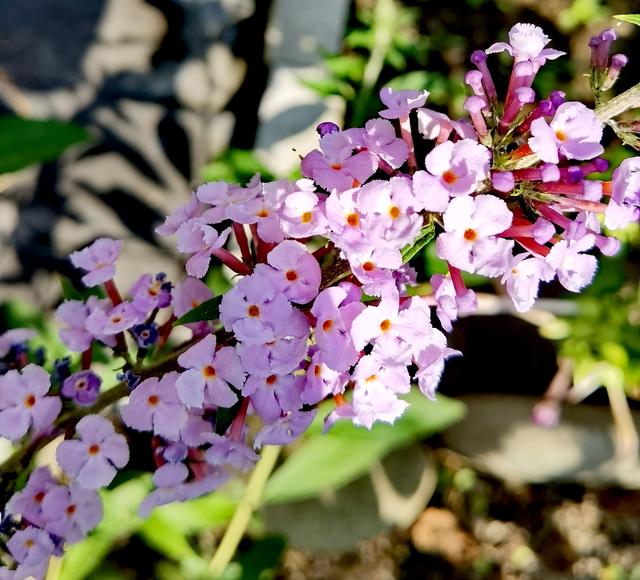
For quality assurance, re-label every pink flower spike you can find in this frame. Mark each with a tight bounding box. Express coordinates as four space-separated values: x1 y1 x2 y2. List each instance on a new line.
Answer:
267 240 321 304
176 334 245 409
69 238 123 287
546 235 597 292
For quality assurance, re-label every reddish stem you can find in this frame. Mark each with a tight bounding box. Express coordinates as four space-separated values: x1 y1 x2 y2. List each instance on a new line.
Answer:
81 347 93 370
399 115 417 173
211 248 252 276
515 237 551 257
232 223 253 266
104 279 122 306
228 397 250 441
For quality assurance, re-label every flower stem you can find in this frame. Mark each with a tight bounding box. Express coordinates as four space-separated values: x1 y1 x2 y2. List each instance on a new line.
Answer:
208 445 281 577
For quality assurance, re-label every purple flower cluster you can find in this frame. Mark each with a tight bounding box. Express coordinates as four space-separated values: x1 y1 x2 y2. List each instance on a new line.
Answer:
1 22 638 577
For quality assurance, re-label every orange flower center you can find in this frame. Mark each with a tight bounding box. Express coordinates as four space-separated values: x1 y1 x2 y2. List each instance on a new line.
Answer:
203 365 217 378
313 364 322 377
365 374 377 383
380 319 391 332
285 270 298 281
24 394 36 408
256 208 270 218
362 261 375 272
346 213 359 227
247 305 260 317
88 444 100 456
442 170 457 184
66 504 77 516
147 395 159 406
555 129 566 141
463 228 477 242
266 375 277 386
322 319 333 332
301 211 313 223
331 163 342 170
389 206 400 219
111 316 122 324
34 491 45 503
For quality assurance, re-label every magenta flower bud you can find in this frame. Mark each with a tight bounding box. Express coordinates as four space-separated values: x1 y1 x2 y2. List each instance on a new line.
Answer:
604 53 628 90
464 70 485 97
549 90 565 107
463 95 488 137
501 87 535 127
590 28 615 69
470 50 497 101
492 171 515 192
316 121 339 137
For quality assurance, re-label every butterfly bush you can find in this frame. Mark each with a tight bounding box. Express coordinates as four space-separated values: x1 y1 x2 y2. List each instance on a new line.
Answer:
1 23 638 577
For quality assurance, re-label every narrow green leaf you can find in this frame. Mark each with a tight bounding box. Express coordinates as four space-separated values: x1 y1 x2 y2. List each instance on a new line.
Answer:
264 392 465 504
0 116 88 174
401 224 436 264
614 14 640 26
174 296 222 326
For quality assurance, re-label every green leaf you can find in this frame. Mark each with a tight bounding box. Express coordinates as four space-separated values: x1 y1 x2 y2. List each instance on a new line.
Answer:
613 14 640 26
264 391 465 504
174 296 222 325
401 224 435 264
60 477 150 580
0 116 88 174
386 71 430 92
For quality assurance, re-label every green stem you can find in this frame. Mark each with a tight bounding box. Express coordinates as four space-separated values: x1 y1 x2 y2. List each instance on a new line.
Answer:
596 81 640 122
208 445 281 577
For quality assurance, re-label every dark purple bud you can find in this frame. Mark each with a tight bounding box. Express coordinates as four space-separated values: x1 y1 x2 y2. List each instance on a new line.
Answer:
566 166 584 184
52 357 72 386
117 369 141 391
316 122 339 137
131 322 159 348
470 50 487 65
549 90 565 108
590 28 615 69
33 346 46 366
62 370 101 406
593 158 609 173
155 272 167 282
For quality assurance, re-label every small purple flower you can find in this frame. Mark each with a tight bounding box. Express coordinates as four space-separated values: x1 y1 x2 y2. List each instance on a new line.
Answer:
120 371 188 441
175 334 245 409
56 297 115 352
413 139 491 212
431 274 478 332
605 157 640 230
219 266 292 344
176 220 232 278
243 373 303 423
310 285 366 372
69 238 123 287
281 182 329 238
129 273 172 314
237 309 309 377
529 102 604 163
302 350 348 405
501 254 555 312
546 235 597 292
301 130 377 192
61 370 101 406
436 195 513 275
41 483 103 543
6 467 58 527
316 121 340 137
0 365 61 441
204 433 259 472
85 301 144 336
56 415 129 489
6 526 54 568
155 193 203 236
254 410 317 448
486 23 564 67
363 118 409 168
378 87 429 119
414 334 461 399
266 241 321 304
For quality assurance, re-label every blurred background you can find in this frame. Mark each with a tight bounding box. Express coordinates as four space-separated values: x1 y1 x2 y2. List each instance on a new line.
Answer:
2 0 640 578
